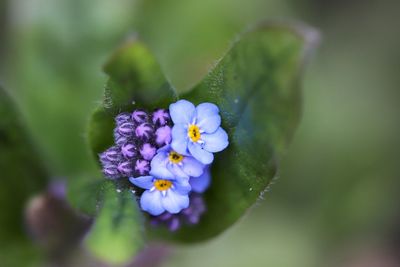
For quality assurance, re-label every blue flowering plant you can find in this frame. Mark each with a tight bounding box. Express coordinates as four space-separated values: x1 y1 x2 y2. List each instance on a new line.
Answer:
0 18 317 267
99 99 228 224
81 23 317 264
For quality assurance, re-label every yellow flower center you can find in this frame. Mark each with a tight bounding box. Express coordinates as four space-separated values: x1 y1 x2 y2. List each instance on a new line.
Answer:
168 151 184 164
188 124 201 142
154 179 172 191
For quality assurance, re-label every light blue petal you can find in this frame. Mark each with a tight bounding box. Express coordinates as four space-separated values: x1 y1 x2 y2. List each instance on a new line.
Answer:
129 176 154 189
196 103 221 133
149 152 174 179
202 127 229 153
169 99 196 124
171 124 189 155
198 115 221 134
157 144 171 153
173 178 192 194
162 190 189 214
167 163 189 179
140 190 164 216
182 156 205 177
190 166 211 193
188 142 214 164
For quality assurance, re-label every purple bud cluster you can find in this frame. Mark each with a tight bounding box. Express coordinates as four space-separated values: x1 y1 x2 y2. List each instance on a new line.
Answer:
150 193 206 231
99 109 172 179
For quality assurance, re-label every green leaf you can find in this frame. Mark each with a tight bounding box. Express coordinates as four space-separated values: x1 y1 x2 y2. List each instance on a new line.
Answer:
0 86 49 242
85 22 317 252
88 38 177 159
66 176 109 216
152 23 318 242
0 86 49 264
85 182 144 265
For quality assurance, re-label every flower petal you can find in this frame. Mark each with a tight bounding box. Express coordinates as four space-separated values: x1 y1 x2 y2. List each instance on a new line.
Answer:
171 124 189 154
162 190 189 214
157 144 171 153
129 176 154 189
149 152 174 179
202 127 229 153
196 103 221 133
173 179 192 194
169 99 196 124
188 142 214 164
182 156 205 177
167 163 189 179
190 166 211 193
141 190 164 216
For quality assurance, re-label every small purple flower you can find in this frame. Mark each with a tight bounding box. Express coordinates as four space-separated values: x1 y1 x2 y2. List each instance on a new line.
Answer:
181 193 206 224
103 164 120 179
170 100 229 164
168 217 180 231
132 109 149 124
100 108 169 180
129 176 191 216
155 125 171 146
152 109 170 126
99 146 121 164
140 143 156 160
135 159 150 176
135 123 153 140
118 121 136 137
117 161 134 176
115 112 132 126
150 145 205 180
114 134 128 147
121 142 137 159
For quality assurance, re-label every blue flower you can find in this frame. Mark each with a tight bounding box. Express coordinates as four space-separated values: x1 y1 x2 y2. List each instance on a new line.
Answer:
189 165 211 193
170 100 229 164
150 145 205 180
129 176 191 216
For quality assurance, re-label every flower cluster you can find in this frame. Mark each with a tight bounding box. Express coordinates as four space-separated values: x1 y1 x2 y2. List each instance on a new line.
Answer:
99 100 228 227
99 109 172 179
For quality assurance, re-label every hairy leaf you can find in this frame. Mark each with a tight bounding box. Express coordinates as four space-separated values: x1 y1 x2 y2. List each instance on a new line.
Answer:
85 182 144 264
153 23 318 242
88 38 177 158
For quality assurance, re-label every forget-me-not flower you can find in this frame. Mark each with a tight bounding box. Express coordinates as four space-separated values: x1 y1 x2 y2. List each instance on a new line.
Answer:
170 100 229 164
129 175 191 216
150 144 205 180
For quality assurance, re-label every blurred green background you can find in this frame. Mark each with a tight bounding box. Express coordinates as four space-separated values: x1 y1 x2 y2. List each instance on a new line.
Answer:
1 0 399 266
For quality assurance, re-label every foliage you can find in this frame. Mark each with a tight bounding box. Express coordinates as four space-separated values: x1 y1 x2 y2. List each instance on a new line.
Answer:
84 22 315 263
